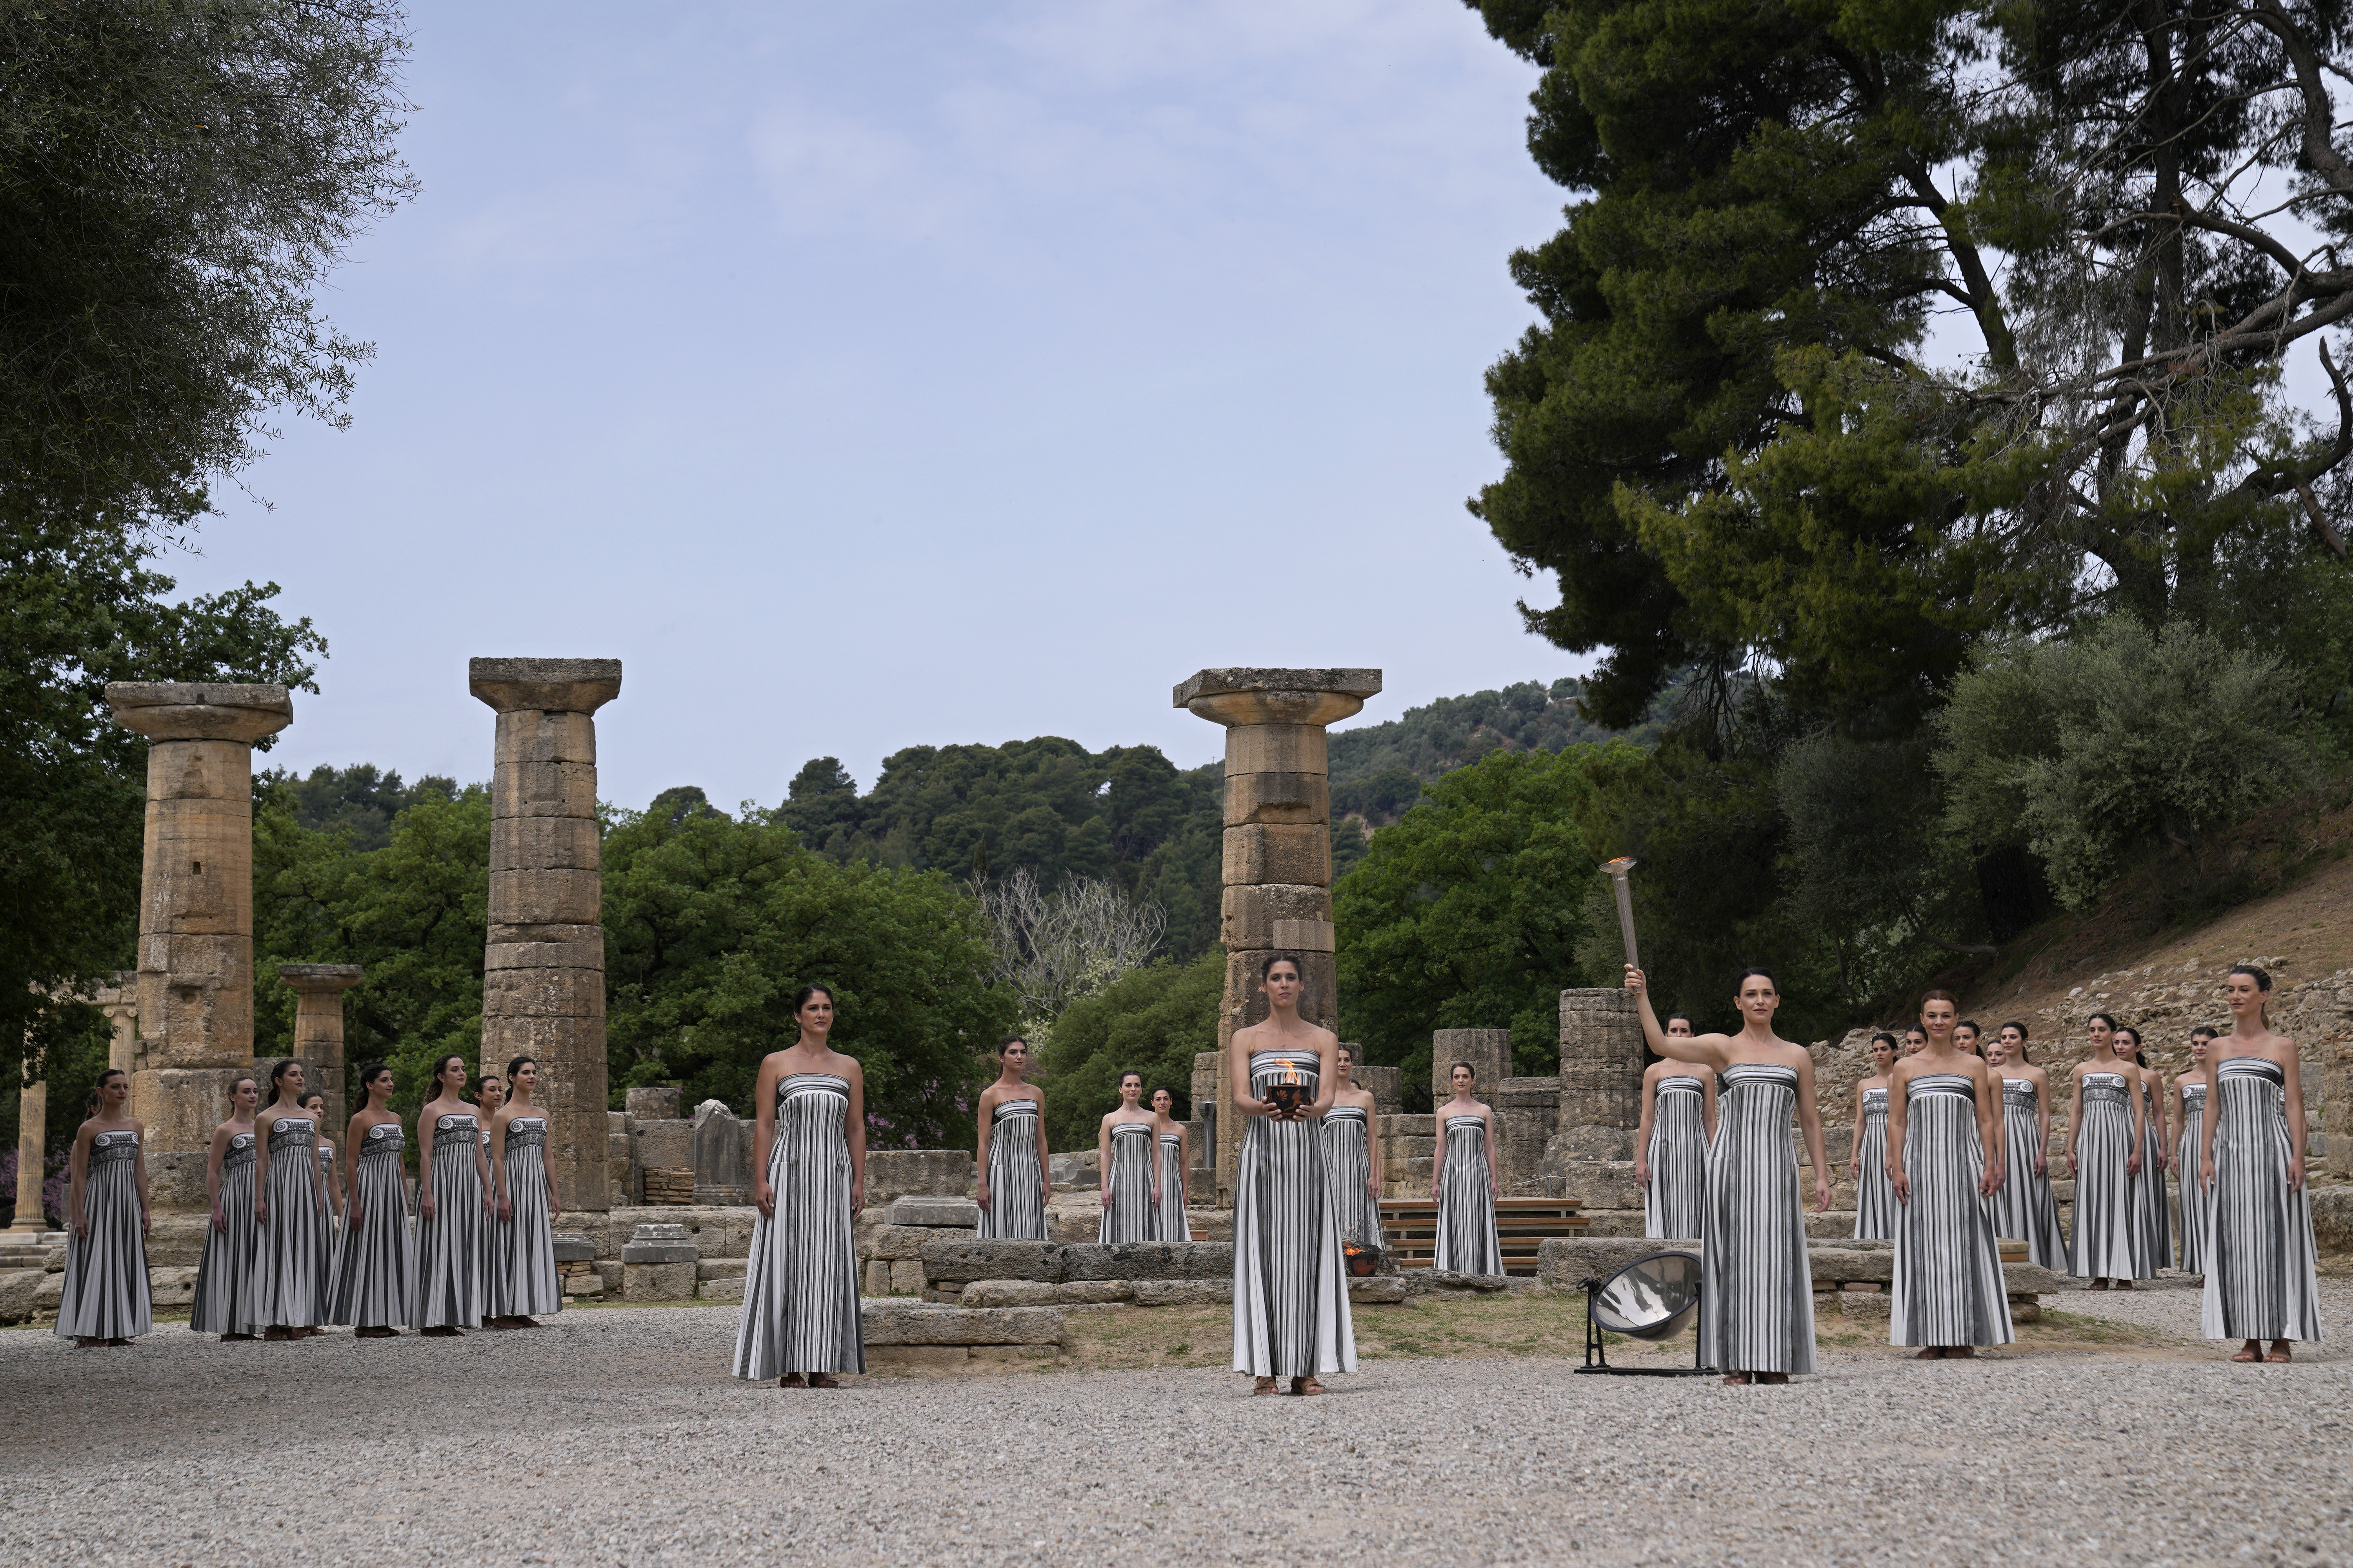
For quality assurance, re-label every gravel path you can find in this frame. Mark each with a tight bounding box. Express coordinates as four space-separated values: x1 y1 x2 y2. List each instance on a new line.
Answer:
3 1291 2348 1567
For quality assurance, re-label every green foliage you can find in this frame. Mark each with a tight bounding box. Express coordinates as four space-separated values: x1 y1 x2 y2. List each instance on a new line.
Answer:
254 786 491 1117
778 738 1223 959
602 805 1018 1148
1328 676 1668 817
1337 746 1623 1083
0 0 416 532
1935 618 2328 909
1035 951 1224 1152
266 761 456 851
2 519 322 1082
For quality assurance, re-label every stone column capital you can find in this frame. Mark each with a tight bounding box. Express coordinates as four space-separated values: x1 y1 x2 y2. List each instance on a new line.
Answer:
469 658 622 715
105 682 293 744
1173 667 1380 728
278 963 365 996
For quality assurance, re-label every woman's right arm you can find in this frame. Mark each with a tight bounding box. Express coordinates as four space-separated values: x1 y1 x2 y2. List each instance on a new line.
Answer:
751 1059 779 1219
206 1125 229 1229
1097 1114 1114 1208
1847 1083 1866 1177
415 1109 435 1221
65 1126 92 1236
973 1088 995 1212
252 1116 273 1224
1632 1070 1657 1185
2062 1071 2084 1174
1625 968 1729 1070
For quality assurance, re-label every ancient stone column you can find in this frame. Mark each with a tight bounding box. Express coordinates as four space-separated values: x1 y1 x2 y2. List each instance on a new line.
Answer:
106 681 293 1210
95 974 140 1076
471 658 621 1213
1431 1028 1511 1108
9 1067 44 1231
280 965 363 1132
1555 988 1644 1159
1176 667 1380 1201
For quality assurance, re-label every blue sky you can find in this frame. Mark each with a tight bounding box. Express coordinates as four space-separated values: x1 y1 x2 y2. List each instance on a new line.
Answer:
172 1 1579 806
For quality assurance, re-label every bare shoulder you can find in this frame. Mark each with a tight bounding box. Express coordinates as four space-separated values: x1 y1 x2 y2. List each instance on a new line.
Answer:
127 1117 147 1137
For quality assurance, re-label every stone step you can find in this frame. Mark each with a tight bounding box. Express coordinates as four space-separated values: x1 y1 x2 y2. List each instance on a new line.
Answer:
860 1300 1065 1347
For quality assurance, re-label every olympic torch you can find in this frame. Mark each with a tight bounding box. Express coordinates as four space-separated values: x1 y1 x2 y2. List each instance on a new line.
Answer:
1602 856 1640 977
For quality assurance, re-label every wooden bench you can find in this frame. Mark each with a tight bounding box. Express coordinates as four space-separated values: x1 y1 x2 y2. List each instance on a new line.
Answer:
1379 1196 1588 1276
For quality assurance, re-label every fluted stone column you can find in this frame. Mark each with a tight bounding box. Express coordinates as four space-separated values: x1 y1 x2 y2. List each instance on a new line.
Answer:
1431 1028 1511 1107
106 682 293 1210
471 658 621 1212
96 974 139 1076
1176 667 1380 1203
1556 988 1644 1159
10 1067 44 1231
280 965 363 1133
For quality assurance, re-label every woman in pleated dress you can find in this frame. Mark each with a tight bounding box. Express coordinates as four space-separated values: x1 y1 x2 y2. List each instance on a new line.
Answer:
2173 1027 2216 1278
1637 1015 1715 1240
189 1074 262 1341
1847 1033 1899 1242
1229 955 1355 1397
471 1071 505 1318
54 1068 152 1347
1886 993 2012 1359
300 1090 343 1235
735 984 866 1387
2115 1026 2172 1269
1097 1072 1159 1244
1984 1023 2066 1269
1629 965 1831 1386
2200 965 2322 1362
251 1060 333 1341
411 1053 491 1337
1150 1087 1192 1243
1431 1062 1502 1275
1321 1045 1383 1251
973 1037 1048 1242
329 1062 412 1337
490 1055 563 1329
2065 1014 2149 1288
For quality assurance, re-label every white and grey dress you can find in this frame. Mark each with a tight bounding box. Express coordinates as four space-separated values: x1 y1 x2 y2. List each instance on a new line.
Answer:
1646 1075 1707 1239
316 1140 340 1232
734 1073 864 1380
1099 1121 1157 1244
2200 1059 2321 1344
1986 1079 2067 1270
1434 1113 1502 1275
1700 1064 1816 1377
2070 1074 2146 1280
975 1097 1047 1241
1231 1048 1356 1381
2177 1083 2210 1275
253 1116 332 1330
1321 1105 1383 1249
53 1128 151 1341
2138 1078 2173 1270
189 1130 260 1335
496 1115 562 1317
1156 1131 1191 1242
328 1122 413 1329
1852 1087 1895 1241
412 1112 486 1330
1890 1074 2014 1348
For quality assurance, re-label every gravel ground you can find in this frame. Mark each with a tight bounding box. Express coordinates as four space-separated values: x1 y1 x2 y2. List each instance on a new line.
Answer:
3 1286 2348 1567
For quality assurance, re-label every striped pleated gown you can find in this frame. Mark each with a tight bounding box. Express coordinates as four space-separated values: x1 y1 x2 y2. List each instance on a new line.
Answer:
1156 1132 1191 1242
1435 1115 1502 1274
734 1074 865 1379
189 1131 259 1335
975 1098 1046 1241
1100 1121 1156 1243
1852 1088 1895 1241
496 1117 563 1317
1231 1049 1356 1380
253 1117 332 1330
328 1123 413 1328
412 1112 486 1330
1986 1079 2067 1270
1890 1075 2014 1348
53 1130 151 1341
2177 1083 2209 1275
2138 1079 2173 1269
1321 1106 1383 1248
2070 1074 2147 1280
1646 1076 1706 1239
2200 1059 2321 1343
1700 1064 1816 1376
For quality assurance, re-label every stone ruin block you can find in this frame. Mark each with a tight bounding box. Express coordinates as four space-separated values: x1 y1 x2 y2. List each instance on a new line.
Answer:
917 1237 1065 1285
864 1148 976 1203
1060 1241 1235 1281
860 1302 1066 1347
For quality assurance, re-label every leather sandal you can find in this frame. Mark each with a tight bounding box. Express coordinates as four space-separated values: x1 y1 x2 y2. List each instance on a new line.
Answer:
1720 1372 1754 1386
810 1374 841 1388
2266 1343 2293 1363
1757 1372 1790 1385
778 1373 807 1388
2231 1343 2262 1362
1291 1377 1326 1396
1252 1377 1281 1396
1913 1348 1944 1360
